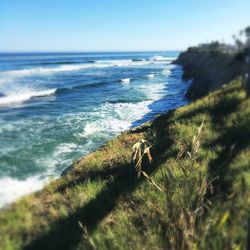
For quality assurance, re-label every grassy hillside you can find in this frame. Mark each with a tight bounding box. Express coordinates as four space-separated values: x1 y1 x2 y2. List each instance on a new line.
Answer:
0 79 250 250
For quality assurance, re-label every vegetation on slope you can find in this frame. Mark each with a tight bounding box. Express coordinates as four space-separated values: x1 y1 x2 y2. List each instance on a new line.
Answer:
0 79 250 250
174 26 250 99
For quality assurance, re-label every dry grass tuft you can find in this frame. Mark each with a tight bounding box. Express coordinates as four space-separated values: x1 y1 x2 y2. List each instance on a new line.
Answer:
132 139 164 191
79 221 96 250
132 139 153 178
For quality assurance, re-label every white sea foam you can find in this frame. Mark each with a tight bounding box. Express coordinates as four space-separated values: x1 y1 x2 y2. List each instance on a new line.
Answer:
121 78 130 84
0 64 108 78
138 82 166 101
96 59 154 68
0 60 144 78
0 123 16 134
82 119 131 137
81 101 150 138
0 89 56 106
147 74 154 78
111 101 151 121
34 143 79 177
150 56 168 61
80 79 167 139
162 69 171 75
150 56 176 62
55 143 78 155
0 176 45 208
97 59 132 66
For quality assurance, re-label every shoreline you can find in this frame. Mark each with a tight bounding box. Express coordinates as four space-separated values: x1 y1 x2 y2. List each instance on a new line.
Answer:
0 101 188 211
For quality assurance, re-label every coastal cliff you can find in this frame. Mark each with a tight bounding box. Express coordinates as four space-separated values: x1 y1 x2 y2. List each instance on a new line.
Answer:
173 47 243 99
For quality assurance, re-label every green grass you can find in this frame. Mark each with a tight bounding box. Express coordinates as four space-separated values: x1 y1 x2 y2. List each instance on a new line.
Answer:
0 79 249 250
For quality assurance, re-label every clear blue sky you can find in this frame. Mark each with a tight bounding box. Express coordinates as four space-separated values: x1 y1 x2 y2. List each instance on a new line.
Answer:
0 0 249 52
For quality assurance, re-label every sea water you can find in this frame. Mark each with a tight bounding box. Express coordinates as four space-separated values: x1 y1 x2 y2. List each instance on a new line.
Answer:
0 51 189 207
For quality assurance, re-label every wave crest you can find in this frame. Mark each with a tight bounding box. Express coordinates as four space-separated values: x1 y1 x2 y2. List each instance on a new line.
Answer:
0 89 56 106
120 78 130 83
0 58 168 78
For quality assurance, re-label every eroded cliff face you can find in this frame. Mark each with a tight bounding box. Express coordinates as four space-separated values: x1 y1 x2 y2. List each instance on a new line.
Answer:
174 49 243 99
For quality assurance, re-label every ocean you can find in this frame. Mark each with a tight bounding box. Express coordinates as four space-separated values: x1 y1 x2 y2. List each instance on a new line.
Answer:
0 51 189 208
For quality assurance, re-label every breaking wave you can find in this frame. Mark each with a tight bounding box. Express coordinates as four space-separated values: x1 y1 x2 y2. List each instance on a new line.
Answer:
0 57 172 78
0 89 56 106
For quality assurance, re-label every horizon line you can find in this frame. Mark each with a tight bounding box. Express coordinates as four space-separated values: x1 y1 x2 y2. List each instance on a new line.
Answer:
0 49 185 54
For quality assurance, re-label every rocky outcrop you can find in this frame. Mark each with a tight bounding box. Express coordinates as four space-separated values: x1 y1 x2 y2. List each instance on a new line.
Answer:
173 48 243 99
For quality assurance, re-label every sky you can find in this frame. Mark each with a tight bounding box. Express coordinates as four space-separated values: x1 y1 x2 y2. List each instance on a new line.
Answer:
0 0 250 52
